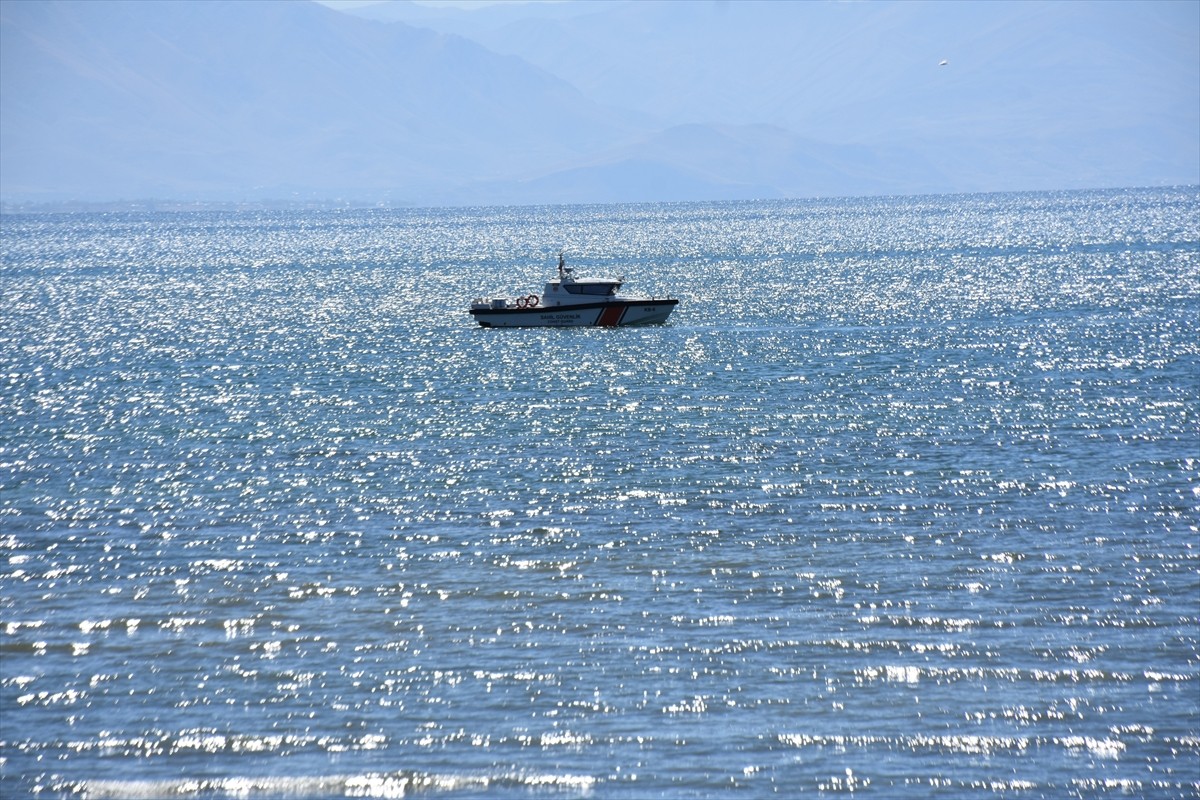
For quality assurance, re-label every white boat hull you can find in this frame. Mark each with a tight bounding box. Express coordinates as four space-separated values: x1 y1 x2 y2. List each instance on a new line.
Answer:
471 299 678 328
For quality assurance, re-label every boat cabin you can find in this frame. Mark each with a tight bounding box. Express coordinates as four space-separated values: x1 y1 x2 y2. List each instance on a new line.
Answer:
543 254 625 305
546 277 622 296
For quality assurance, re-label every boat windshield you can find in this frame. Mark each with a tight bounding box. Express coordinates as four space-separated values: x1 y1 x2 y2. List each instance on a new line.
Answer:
564 282 619 296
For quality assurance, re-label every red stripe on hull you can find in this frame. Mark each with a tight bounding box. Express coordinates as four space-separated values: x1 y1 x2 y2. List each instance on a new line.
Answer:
597 305 626 327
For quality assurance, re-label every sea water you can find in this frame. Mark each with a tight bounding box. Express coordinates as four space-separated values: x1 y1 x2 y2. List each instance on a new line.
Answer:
1 188 1198 798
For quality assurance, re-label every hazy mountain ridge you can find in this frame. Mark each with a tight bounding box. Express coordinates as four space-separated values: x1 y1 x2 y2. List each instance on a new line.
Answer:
413 0 1196 142
482 124 948 205
1 0 1196 206
369 0 1198 196
1 0 632 203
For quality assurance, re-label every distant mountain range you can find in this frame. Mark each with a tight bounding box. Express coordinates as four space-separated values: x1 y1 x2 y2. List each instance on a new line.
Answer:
2 0 1196 206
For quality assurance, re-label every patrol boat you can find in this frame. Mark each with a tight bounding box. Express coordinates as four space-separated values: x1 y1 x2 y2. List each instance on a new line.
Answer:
469 253 678 328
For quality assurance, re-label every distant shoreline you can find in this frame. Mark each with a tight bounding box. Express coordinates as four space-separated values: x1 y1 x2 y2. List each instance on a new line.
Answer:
0 198 416 215
3 185 1196 217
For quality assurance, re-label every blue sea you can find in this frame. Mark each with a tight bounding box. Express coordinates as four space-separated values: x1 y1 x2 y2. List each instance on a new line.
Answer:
2 188 1198 799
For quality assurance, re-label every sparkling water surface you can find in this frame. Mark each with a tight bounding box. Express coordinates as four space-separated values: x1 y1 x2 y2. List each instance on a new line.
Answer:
2 189 1198 798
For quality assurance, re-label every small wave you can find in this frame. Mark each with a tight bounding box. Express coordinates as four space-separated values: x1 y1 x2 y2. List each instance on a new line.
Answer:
776 732 1128 758
70 769 597 799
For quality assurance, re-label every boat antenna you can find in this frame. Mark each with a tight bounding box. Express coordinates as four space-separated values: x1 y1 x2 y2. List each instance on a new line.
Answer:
558 250 565 277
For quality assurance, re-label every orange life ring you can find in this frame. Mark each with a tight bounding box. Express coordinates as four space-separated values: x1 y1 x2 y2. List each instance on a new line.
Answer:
515 296 526 309
527 295 540 308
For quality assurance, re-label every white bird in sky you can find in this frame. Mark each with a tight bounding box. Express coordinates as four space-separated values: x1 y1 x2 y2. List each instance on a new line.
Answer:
939 59 950 66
